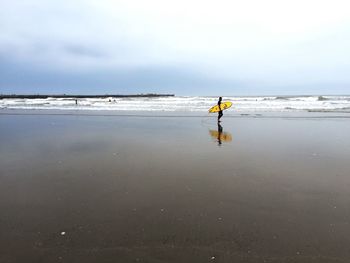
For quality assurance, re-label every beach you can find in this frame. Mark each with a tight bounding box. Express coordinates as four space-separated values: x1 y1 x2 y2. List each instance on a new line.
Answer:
1 111 350 262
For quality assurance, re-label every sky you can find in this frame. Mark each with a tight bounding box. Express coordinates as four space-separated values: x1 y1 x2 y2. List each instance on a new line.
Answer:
1 0 350 95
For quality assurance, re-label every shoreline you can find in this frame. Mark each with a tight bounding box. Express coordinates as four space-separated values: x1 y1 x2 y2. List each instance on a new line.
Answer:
1 108 350 118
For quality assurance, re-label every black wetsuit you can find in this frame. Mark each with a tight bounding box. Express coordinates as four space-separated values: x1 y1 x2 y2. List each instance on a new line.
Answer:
218 98 223 122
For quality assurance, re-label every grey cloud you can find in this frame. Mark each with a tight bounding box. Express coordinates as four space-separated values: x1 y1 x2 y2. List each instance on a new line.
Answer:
0 54 245 95
63 44 107 58
1 0 350 95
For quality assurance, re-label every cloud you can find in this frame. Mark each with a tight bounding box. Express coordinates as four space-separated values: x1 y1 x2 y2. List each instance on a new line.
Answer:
62 45 106 58
0 53 247 95
1 0 350 94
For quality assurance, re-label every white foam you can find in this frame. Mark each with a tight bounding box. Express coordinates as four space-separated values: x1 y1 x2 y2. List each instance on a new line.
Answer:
1 96 350 112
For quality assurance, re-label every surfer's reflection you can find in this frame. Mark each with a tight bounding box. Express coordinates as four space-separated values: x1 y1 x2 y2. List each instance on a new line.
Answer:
209 123 232 146
217 123 223 146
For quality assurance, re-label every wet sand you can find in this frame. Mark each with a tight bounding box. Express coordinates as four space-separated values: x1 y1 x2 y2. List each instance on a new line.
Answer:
1 112 350 262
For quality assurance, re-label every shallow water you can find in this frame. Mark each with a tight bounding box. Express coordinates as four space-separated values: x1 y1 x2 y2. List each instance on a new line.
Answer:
1 112 350 262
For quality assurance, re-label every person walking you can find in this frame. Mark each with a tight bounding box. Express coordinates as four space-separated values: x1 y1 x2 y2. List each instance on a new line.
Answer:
217 97 223 122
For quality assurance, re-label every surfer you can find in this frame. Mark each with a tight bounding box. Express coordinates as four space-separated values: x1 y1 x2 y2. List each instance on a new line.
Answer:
217 97 223 122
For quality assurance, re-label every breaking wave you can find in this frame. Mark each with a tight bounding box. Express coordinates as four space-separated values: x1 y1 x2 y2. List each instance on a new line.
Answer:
1 95 350 112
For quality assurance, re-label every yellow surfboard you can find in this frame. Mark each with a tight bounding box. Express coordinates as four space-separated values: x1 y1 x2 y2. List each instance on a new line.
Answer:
209 101 232 113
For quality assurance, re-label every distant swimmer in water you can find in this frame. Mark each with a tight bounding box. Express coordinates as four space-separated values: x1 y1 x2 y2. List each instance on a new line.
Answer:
218 97 223 122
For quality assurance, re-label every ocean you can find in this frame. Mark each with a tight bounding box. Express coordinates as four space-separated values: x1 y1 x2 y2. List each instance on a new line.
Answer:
1 95 350 112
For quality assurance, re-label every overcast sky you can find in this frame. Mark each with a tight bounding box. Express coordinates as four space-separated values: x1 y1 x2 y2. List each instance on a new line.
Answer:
1 0 350 95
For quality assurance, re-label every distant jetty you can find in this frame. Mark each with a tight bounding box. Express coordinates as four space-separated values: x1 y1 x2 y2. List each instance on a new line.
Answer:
0 94 175 99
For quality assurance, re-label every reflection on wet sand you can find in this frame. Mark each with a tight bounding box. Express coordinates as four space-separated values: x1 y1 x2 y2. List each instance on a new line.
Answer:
2 113 350 263
209 123 232 146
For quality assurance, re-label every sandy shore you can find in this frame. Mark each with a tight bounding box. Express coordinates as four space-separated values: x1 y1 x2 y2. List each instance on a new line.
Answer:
1 111 350 262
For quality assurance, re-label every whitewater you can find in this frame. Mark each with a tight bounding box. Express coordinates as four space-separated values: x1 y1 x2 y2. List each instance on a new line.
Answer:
1 96 350 112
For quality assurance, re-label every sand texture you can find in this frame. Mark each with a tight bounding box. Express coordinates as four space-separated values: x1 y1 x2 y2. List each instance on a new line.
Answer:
1 112 350 262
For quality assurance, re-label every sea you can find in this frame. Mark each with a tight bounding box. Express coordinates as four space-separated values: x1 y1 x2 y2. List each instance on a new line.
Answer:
1 95 350 113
